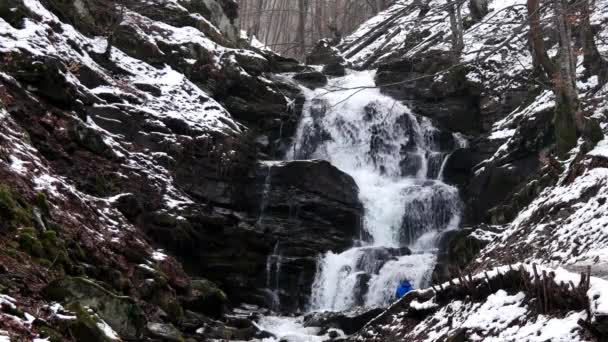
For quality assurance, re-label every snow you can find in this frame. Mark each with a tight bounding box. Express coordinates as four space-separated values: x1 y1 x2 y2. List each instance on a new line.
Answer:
254 316 345 342
96 318 121 340
461 290 527 331
357 264 608 341
151 249 168 261
589 138 608 158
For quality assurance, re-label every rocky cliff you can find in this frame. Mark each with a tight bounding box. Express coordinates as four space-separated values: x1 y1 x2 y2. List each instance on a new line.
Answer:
1 0 608 341
0 0 363 340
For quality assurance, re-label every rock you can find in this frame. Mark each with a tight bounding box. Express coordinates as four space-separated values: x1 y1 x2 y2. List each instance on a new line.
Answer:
59 305 121 342
293 71 328 89
1 52 82 109
217 160 364 312
42 277 146 339
322 63 346 77
184 310 259 340
306 40 346 65
146 322 184 342
230 50 270 75
0 0 39 29
182 278 228 319
375 51 482 134
445 328 468 342
303 308 384 335
432 228 487 283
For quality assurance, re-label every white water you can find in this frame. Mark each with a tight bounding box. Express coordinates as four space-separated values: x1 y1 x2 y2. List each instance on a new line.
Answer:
255 316 345 342
289 70 463 311
256 69 464 340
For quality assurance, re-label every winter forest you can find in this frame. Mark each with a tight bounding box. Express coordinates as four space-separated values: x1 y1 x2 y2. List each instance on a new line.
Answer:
1 0 608 341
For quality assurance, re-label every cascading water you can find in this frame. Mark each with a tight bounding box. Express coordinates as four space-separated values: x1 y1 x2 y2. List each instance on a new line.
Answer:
255 69 465 341
288 70 464 311
265 242 283 311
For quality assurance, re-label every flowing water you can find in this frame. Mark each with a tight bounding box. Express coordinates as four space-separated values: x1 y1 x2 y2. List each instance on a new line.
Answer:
257 69 464 339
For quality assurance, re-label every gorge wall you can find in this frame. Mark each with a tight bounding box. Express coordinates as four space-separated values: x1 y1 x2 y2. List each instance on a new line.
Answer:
1 0 608 341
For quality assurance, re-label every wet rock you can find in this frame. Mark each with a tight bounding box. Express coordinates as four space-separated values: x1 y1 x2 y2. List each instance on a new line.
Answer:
42 277 146 339
293 71 328 89
375 51 481 134
181 278 228 319
225 160 364 312
432 228 487 283
186 310 259 340
146 322 184 342
306 40 346 65
322 63 346 77
355 247 411 275
303 308 384 335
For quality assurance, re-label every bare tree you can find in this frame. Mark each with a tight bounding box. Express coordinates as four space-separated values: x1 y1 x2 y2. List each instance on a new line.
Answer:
298 0 308 56
577 0 607 84
239 0 382 60
527 0 581 158
447 0 465 54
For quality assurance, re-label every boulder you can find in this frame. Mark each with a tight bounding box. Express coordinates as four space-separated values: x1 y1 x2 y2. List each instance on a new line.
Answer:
56 305 122 342
210 160 364 312
146 322 184 342
181 278 228 319
432 228 487 283
183 310 260 340
303 308 384 335
375 51 482 134
306 40 346 65
322 63 346 77
42 277 146 339
293 71 328 89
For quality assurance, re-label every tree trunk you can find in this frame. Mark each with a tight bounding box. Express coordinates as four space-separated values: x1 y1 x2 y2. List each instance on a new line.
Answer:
469 0 489 21
253 0 264 37
579 0 607 84
527 0 555 77
553 0 579 158
298 0 307 57
447 0 464 54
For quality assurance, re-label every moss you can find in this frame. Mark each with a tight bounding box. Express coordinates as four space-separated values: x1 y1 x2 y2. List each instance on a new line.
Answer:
5 247 19 258
35 192 50 215
1 302 25 318
0 184 32 229
65 304 115 342
39 326 63 342
19 230 45 257
554 92 578 159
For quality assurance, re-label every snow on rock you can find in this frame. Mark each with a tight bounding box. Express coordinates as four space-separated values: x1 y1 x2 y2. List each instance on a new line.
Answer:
354 264 607 341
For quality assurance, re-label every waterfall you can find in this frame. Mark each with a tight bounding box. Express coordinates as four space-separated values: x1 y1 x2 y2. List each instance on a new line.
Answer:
265 242 283 311
288 70 463 311
257 162 275 227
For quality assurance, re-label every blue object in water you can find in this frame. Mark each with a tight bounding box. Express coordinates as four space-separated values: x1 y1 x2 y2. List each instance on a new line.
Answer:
395 280 414 299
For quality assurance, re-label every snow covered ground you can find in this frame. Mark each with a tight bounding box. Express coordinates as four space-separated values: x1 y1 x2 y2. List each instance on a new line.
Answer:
353 264 608 341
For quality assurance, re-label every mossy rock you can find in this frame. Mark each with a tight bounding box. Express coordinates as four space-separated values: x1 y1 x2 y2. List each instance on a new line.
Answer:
18 227 74 271
35 192 50 215
0 184 32 230
38 326 64 342
183 279 228 318
43 277 146 339
63 304 118 342
19 229 45 257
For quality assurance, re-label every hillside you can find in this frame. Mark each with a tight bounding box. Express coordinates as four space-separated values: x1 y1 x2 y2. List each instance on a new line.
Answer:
0 0 608 341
